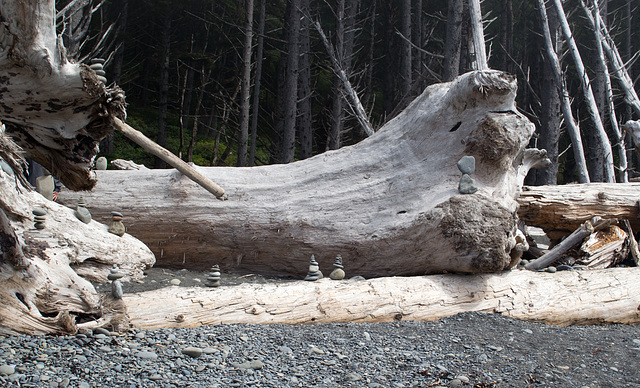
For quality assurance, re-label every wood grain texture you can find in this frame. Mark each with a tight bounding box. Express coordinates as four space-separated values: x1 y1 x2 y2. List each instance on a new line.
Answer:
124 267 640 328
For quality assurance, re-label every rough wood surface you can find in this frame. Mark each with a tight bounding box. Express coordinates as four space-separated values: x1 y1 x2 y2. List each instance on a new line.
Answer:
123 267 640 329
60 71 538 278
0 166 155 335
517 183 640 234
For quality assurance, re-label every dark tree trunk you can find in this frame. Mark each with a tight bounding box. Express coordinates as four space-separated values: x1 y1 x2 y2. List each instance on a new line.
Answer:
237 0 255 167
443 0 463 81
400 0 412 97
535 1 561 185
281 0 301 163
297 0 313 160
382 0 396 115
155 14 172 169
249 0 266 166
498 0 513 72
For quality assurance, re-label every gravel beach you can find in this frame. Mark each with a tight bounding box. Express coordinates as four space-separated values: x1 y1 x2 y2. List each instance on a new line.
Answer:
1 268 639 387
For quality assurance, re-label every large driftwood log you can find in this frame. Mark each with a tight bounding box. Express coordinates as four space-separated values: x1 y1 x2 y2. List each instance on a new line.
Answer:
0 164 155 335
124 267 640 328
61 71 540 278
518 183 640 235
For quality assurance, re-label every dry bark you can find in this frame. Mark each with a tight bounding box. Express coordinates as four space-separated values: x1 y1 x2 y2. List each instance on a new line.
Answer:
517 183 640 235
123 267 640 329
60 71 540 278
0 166 155 335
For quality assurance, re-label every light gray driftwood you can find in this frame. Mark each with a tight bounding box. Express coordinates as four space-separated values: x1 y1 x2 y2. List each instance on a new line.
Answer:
61 71 541 278
123 267 640 328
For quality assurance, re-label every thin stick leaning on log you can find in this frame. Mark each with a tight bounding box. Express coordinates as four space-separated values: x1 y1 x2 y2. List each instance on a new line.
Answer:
525 217 616 271
113 118 226 199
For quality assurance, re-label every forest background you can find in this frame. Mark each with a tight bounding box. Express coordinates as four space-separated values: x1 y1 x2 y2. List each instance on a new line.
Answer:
63 0 639 186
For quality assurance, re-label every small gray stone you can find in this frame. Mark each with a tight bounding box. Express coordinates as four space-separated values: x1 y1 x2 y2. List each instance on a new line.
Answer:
170 278 181 286
93 327 111 336
0 159 14 176
450 378 463 387
345 372 362 382
457 155 476 175
329 268 345 280
32 208 47 216
136 351 158 360
95 157 108 170
0 364 15 376
234 360 264 370
112 280 123 299
149 374 163 381
79 382 90 388
546 266 557 273
182 346 203 358
458 174 478 194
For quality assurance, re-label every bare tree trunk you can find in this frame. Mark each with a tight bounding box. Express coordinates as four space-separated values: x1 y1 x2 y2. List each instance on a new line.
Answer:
535 1 561 185
498 0 513 72
552 0 615 182
237 0 254 167
537 0 590 183
249 0 266 166
468 0 488 70
583 0 627 182
298 0 313 159
400 0 412 96
327 0 347 151
177 65 194 159
187 67 211 163
443 0 464 81
155 14 172 169
281 0 301 163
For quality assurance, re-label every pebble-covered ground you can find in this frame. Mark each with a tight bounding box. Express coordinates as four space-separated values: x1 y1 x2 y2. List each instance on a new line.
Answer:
2 268 639 387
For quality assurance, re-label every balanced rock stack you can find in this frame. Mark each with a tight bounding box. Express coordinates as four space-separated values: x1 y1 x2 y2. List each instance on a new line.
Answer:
457 155 478 194
32 208 46 230
90 58 107 84
206 265 221 287
108 265 124 299
74 197 92 224
329 255 345 280
108 211 126 237
304 255 323 281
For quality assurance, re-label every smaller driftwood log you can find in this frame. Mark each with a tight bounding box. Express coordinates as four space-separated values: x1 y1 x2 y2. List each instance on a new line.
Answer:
123 267 640 328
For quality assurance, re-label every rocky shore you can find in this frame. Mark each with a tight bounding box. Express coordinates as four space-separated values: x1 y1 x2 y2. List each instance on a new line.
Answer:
1 268 639 387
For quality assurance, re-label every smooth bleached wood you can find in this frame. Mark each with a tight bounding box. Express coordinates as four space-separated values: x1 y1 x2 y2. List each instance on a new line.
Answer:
123 267 640 328
61 71 538 278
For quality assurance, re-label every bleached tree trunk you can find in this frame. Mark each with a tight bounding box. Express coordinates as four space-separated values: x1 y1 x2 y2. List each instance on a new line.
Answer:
61 71 540 278
536 0 590 183
468 0 488 70
552 0 615 182
124 268 640 328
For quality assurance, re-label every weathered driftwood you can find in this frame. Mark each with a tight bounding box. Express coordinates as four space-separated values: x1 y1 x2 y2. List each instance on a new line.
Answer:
60 70 541 278
0 166 155 335
113 118 226 199
123 267 640 328
0 0 124 191
525 218 615 270
578 225 628 269
517 183 640 235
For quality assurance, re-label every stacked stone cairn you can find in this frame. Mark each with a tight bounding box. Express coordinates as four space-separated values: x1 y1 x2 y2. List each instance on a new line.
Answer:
329 255 345 280
33 208 46 230
206 265 221 287
90 58 107 84
304 255 323 281
95 156 108 170
108 211 126 237
108 265 124 299
457 155 478 194
74 197 92 224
